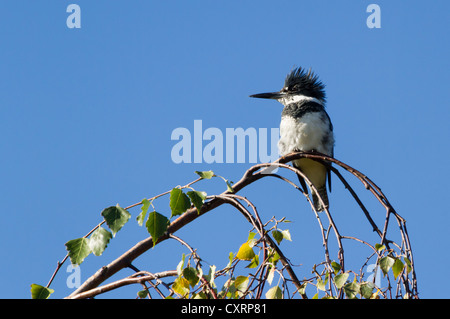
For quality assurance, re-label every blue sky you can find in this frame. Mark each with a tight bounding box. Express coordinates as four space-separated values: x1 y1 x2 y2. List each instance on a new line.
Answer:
1 1 449 299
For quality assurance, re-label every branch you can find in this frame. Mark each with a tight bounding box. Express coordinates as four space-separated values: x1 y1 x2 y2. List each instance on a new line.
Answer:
62 151 417 299
68 270 177 299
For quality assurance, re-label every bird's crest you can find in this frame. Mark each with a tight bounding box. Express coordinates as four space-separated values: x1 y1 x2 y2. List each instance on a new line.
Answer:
283 67 326 101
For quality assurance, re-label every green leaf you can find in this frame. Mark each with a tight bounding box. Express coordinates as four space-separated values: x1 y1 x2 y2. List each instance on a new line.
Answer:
265 286 282 299
65 237 92 266
145 211 169 245
334 272 349 289
392 258 405 279
235 276 249 295
247 231 257 242
317 276 327 291
224 278 237 298
272 230 283 245
186 191 207 214
182 267 199 288
172 276 190 297
246 254 259 269
193 292 208 299
331 261 341 274
169 188 191 218
403 257 412 274
137 290 148 298
343 282 360 299
226 252 235 269
360 282 375 299
269 249 280 265
375 243 385 251
379 256 395 277
195 170 215 179
101 205 131 237
30 284 54 299
88 226 112 256
136 198 150 226
236 242 256 261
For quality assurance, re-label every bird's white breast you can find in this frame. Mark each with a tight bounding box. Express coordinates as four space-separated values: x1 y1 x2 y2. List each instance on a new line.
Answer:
278 113 333 156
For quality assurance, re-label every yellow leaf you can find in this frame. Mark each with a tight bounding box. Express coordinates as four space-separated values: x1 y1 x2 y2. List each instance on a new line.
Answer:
236 242 256 261
172 277 190 297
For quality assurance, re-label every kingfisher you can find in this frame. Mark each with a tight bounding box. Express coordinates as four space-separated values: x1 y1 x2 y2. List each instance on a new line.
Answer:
250 67 335 212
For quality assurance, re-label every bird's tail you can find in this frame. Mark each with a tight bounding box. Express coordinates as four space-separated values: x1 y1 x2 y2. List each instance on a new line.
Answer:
312 186 329 212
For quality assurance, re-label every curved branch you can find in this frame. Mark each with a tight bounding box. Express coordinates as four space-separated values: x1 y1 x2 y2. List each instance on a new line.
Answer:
68 270 178 299
63 151 417 299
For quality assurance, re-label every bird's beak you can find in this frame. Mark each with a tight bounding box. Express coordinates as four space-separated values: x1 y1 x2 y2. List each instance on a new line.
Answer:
249 92 285 100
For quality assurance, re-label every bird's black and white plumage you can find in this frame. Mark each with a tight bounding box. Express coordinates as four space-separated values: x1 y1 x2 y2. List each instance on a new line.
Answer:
250 67 334 211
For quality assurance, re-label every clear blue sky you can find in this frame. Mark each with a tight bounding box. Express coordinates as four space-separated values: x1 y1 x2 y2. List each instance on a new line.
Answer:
1 1 449 299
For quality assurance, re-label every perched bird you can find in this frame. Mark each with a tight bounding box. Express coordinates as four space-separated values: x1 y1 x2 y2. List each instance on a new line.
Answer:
250 67 334 211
